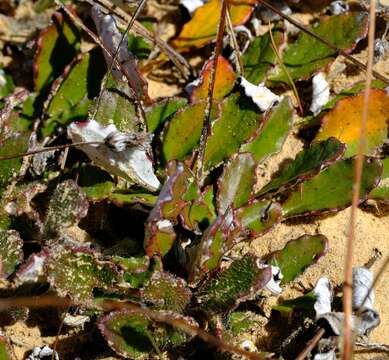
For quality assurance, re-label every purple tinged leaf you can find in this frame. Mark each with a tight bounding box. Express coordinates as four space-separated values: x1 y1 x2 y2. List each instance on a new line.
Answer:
144 161 196 256
33 12 80 91
233 200 282 238
217 153 256 214
281 158 382 218
369 156 389 203
188 211 235 284
15 250 49 285
267 12 368 84
98 310 197 358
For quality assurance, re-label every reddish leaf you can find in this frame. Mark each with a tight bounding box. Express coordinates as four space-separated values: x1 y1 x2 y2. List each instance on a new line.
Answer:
189 56 236 103
315 89 389 157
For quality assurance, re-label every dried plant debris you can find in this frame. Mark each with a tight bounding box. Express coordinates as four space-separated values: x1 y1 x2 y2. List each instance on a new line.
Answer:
68 120 160 191
0 0 388 358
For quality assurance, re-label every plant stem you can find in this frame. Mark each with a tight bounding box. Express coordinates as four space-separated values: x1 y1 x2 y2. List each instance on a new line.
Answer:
342 1 376 359
196 0 228 181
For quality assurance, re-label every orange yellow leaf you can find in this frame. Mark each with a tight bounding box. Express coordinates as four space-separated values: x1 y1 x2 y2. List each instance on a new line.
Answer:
190 56 236 102
315 89 389 157
172 0 255 50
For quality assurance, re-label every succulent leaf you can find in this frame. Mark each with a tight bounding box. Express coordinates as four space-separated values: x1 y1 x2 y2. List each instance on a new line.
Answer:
257 138 345 197
314 89 389 157
217 153 256 214
203 92 263 172
172 0 256 49
98 310 196 358
189 56 236 102
267 12 368 84
264 234 328 284
78 165 115 201
34 12 80 91
196 254 271 313
240 96 293 163
44 180 89 237
141 271 191 312
145 97 188 134
46 245 118 302
369 156 389 203
281 158 382 218
0 230 23 278
43 49 105 136
242 26 283 84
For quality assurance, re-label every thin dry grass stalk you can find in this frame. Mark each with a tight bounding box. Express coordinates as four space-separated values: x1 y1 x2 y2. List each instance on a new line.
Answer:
342 0 376 358
196 0 228 181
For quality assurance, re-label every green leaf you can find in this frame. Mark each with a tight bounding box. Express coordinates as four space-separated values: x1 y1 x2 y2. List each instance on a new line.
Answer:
203 92 263 172
226 311 261 336
281 158 382 218
0 69 15 97
181 185 216 233
146 97 188 134
267 12 368 84
109 192 157 207
0 335 13 360
98 310 196 358
233 200 282 237
99 310 154 359
0 230 23 278
217 153 256 214
34 12 80 91
272 292 316 315
265 234 328 284
0 133 29 195
240 96 293 163
94 76 137 133
44 180 89 237
78 165 115 201
43 49 105 136
46 245 118 302
161 102 218 164
128 30 152 59
189 212 234 283
257 138 345 197
242 27 283 84
141 271 191 312
196 254 271 313
369 157 389 203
